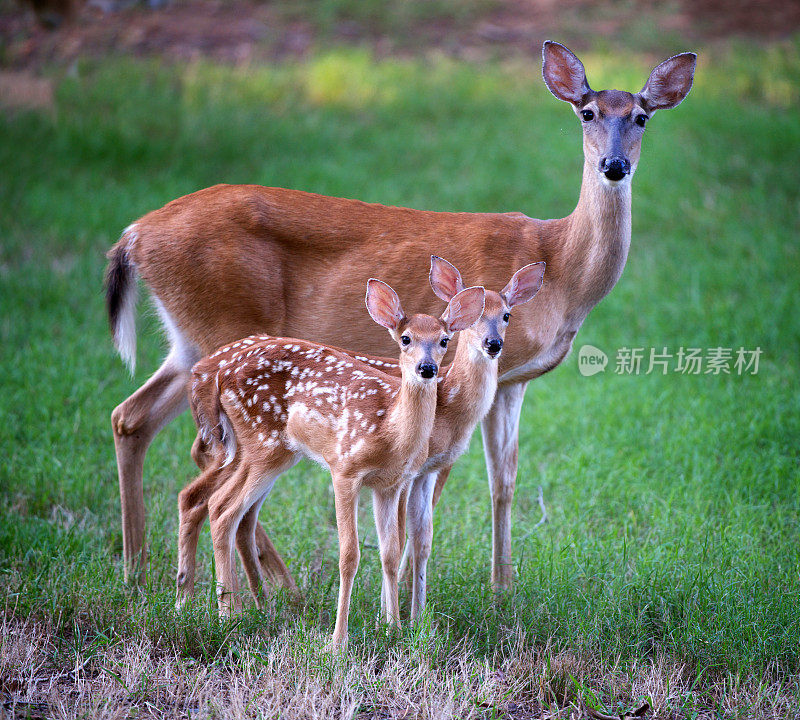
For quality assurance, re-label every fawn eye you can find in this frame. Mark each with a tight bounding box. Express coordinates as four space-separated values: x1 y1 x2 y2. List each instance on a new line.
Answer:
401 335 411 346
503 312 510 323
581 109 594 122
635 114 648 127
440 337 449 348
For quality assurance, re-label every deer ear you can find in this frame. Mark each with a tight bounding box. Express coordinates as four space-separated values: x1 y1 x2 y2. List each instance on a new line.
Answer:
638 52 697 112
501 261 545 308
365 279 406 331
429 255 465 302
441 286 485 333
542 41 591 106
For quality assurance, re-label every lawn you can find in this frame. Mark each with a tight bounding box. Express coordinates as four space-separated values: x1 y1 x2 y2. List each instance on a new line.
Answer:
1 36 799 718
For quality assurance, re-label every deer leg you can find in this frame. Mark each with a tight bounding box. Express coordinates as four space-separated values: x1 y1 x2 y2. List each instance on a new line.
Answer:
481 382 527 591
329 480 360 650
383 480 410 615
176 455 231 607
207 460 259 617
373 484 403 627
209 453 295 616
235 451 299 606
112 350 192 583
399 464 450 598
193 432 299 596
236 498 270 608
405 471 437 622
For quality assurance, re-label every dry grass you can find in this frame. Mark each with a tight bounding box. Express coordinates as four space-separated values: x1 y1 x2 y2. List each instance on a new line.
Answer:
2 613 798 719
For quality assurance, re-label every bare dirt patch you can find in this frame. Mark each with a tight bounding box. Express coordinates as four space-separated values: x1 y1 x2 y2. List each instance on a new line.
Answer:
0 69 52 110
1 0 799 73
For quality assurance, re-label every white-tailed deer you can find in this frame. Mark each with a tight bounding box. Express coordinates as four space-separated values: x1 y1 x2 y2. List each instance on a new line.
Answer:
397 257 546 618
106 41 696 586
180 279 485 647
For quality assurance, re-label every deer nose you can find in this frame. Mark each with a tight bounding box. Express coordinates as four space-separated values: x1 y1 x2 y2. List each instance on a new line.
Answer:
599 156 630 182
484 338 503 358
417 362 438 380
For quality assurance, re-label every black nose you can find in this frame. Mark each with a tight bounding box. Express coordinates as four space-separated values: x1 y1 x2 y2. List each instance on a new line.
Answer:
599 156 630 182
485 338 503 357
418 363 438 379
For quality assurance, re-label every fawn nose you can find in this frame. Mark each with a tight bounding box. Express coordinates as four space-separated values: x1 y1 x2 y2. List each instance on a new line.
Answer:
485 338 503 358
417 362 438 380
599 156 630 182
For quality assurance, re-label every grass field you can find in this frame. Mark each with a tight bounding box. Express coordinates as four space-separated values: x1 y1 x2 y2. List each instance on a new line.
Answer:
1 34 799 719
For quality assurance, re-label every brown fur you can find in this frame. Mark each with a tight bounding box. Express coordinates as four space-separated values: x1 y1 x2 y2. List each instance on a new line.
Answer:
107 42 696 587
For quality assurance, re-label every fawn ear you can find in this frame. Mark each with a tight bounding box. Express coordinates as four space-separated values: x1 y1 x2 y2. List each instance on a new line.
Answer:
638 52 697 112
542 41 592 106
501 261 545 308
366 279 406 331
441 286 485 333
429 255 465 302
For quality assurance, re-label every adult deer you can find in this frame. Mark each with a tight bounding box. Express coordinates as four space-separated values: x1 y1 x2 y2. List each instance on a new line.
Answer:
183 279 485 648
106 41 696 585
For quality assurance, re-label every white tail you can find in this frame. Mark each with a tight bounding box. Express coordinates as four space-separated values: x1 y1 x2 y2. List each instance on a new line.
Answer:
107 43 696 588
178 277 485 648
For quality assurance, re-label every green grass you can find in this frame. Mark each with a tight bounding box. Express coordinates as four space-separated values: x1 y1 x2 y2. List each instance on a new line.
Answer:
1 39 799 716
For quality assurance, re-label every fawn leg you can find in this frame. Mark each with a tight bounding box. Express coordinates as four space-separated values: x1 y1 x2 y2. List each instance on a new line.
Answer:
176 456 233 606
406 471 437 621
207 460 259 617
329 479 360 650
373 484 404 626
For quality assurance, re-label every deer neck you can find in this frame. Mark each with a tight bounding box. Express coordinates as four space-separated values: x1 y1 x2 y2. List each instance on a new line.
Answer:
553 160 632 307
439 334 498 426
387 372 438 462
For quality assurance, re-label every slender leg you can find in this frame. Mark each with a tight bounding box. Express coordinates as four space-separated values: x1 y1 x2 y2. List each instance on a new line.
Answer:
187 436 300 598
176 455 233 607
207 460 258 617
399 464 450 599
329 480 360 650
481 382 527 590
251 524 301 599
112 351 192 583
208 452 296 616
373 485 403 626
236 499 270 608
384 481 410 615
405 472 437 621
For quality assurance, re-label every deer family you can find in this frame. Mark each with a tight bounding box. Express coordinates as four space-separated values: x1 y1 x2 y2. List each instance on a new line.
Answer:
106 41 696 587
180 278 485 647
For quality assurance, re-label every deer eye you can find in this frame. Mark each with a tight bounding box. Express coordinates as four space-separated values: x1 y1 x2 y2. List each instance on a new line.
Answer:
635 114 648 127
440 337 449 348
581 109 594 122
401 335 411 346
503 312 510 323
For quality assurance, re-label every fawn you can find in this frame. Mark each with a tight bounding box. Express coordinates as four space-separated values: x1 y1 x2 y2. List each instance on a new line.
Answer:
393 257 545 618
180 278 485 648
